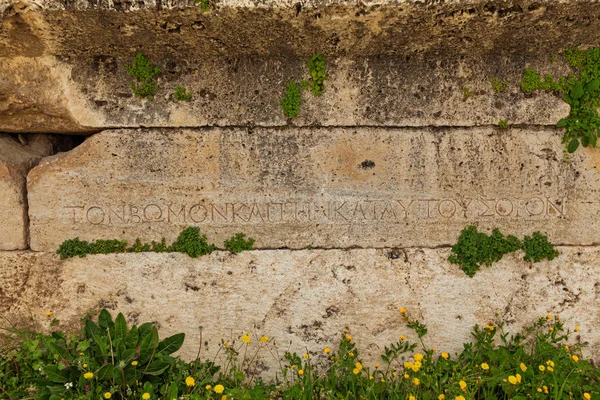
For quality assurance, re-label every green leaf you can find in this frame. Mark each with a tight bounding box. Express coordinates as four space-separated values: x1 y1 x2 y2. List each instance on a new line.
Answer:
568 138 580 153
114 313 127 341
557 118 569 127
96 364 114 380
582 135 590 147
98 309 114 332
120 349 136 364
586 79 599 93
570 82 584 100
139 326 159 363
144 359 171 376
125 325 139 348
167 383 179 400
43 365 69 383
157 333 185 356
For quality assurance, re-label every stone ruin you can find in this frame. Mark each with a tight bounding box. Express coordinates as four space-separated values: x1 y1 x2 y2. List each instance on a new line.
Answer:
1 0 599 370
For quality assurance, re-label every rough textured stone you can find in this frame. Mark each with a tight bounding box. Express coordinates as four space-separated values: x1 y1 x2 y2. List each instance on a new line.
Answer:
28 127 600 251
1 248 598 371
0 0 593 131
0 134 63 250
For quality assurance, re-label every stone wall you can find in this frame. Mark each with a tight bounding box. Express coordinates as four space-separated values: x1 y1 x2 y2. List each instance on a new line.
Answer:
1 0 600 371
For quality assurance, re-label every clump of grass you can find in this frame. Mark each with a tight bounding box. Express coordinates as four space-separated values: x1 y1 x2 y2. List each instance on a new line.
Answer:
126 52 160 101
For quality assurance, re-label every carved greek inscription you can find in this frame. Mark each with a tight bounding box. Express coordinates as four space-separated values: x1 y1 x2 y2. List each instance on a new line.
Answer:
64 196 567 226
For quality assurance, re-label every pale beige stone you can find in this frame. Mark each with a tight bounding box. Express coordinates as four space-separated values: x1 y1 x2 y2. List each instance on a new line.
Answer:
28 127 600 251
0 134 59 250
1 248 598 373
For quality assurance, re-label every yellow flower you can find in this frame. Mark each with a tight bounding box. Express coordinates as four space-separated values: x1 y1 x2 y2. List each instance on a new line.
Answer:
346 335 353 341
132 361 138 366
205 385 212 390
572 355 580 362
241 334 251 344
355 362 363 371
414 353 423 362
400 308 407 314
400 335 407 341
431 347 436 352
409 396 416 400
549 327 554 332
537 388 542 393
353 368 360 375
441 352 449 359
185 376 195 387
412 378 420 385
539 365 546 371
404 373 409 379
221 396 227 400
224 342 229 349
481 363 489 370
456 396 465 400
546 314 552 320
565 345 570 351
380 378 385 382
349 352 355 357
104 393 111 399
260 336 269 343
324 347 331 354
343 328 349 333
404 361 414 369
142 394 150 400
214 384 225 394
83 372 93 379
298 369 304 375
411 361 421 372
584 393 591 400
575 326 580 332
543 386 549 394
520 363 527 372
83 364 88 368
45 311 53 317
375 363 380 368
438 395 445 400
459 380 467 391
516 373 522 383
547 366 554 372
303 353 309 359
508 376 517 385
369 375 374 381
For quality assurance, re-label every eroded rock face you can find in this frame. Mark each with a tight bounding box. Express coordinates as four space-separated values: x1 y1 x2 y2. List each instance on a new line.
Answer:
0 134 64 250
27 127 600 251
1 248 598 370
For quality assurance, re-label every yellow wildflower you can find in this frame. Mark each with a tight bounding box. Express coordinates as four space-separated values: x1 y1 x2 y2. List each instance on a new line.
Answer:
400 308 407 314
409 396 416 400
441 352 449 359
343 328 349 333
575 326 580 332
324 347 331 354
369 375 374 381
584 394 591 400
412 378 420 386
206 385 212 390
539 365 546 371
241 334 251 344
456 396 466 400
83 372 93 379
438 395 445 400
414 353 423 362
142 394 150 400
355 362 363 371
83 364 87 368
508 376 517 385
380 378 385 382
298 369 304 375
520 363 527 372
400 335 407 341
547 366 554 372
516 374 521 383
404 361 414 369
375 363 380 368
346 335 353 341
459 380 467 391
411 361 421 372
303 353 309 359
349 352 355 357
131 361 138 366
260 336 269 343
353 368 360 375
221 396 227 400
214 384 225 394
549 327 554 332
481 363 489 370
565 345 570 351
104 393 111 399
543 386 549 394
546 314 552 320
572 355 580 362
185 376 195 387
404 373 409 379
537 388 542 393
46 311 53 317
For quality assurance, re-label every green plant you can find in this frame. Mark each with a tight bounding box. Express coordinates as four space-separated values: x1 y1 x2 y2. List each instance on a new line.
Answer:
520 47 600 153
167 227 216 258
448 226 522 277
56 238 127 260
126 52 160 101
194 0 210 11
223 233 255 253
490 78 509 93
307 53 327 96
173 86 192 101
523 231 560 262
280 82 302 119
498 119 508 129
463 86 473 100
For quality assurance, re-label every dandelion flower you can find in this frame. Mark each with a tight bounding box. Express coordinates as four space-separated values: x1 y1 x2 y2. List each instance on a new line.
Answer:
104 393 111 399
132 361 138 366
206 385 212 390
142 394 150 400
303 353 309 359
572 355 579 362
185 376 195 387
546 314 552 320
260 336 269 343
508 376 517 385
459 380 467 391
221 396 227 400
539 365 546 371
414 353 423 362
409 396 416 400
537 388 542 393
324 347 331 354
546 360 554 367
83 372 93 379
346 335 353 341
353 368 360 375
520 363 527 372
516 374 521 383
441 352 449 359
438 395 445 400
404 361 414 369
241 334 251 344
355 362 363 371
456 396 466 400
400 335 407 341
400 308 407 314
375 363 380 368
298 369 304 375
412 378 420 385
404 373 409 379
349 352 355 357
480 363 489 370
46 311 53 317
584 394 591 400
214 384 225 394
575 326 580 332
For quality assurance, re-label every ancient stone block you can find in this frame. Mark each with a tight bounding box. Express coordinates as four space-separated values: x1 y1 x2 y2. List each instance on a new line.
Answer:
27 128 600 251
1 248 598 368
0 134 60 250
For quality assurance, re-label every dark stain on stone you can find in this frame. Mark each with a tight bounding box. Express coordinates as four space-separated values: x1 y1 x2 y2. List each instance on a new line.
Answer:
185 282 200 291
359 160 376 169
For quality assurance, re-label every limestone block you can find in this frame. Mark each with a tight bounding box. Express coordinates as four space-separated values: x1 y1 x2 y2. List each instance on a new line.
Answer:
1 248 598 370
0 134 58 250
28 127 600 251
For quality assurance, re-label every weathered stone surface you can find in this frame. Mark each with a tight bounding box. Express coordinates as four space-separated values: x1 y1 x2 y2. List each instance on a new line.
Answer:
0 134 63 250
1 248 598 370
28 127 600 251
0 0 591 131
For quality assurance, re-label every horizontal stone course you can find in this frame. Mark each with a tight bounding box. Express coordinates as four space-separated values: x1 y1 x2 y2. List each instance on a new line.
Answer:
1 248 598 370
27 127 600 251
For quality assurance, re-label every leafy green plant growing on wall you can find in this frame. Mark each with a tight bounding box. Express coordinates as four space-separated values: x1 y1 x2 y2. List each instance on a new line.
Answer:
173 86 192 101
448 225 558 277
498 119 508 129
463 86 473 100
195 0 210 12
224 233 255 253
490 78 509 93
307 53 328 96
520 47 600 153
281 82 302 119
280 54 328 118
126 52 160 101
166 226 216 258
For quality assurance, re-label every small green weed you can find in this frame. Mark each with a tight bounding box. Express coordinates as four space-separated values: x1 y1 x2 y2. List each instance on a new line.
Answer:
307 53 327 96
463 86 473 100
520 47 600 153
498 119 508 129
165 226 216 258
449 226 558 277
126 52 160 101
56 238 127 259
195 0 210 11
490 78 509 93
173 86 192 101
281 82 302 119
224 233 255 253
